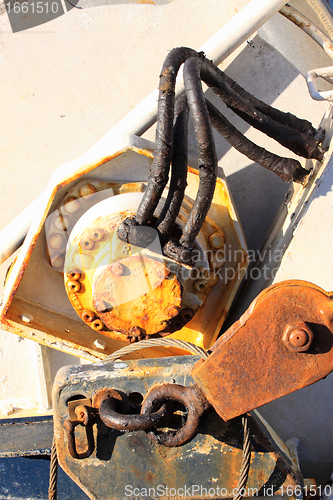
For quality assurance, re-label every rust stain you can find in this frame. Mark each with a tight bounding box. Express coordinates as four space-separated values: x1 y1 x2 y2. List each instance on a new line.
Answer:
93 255 182 338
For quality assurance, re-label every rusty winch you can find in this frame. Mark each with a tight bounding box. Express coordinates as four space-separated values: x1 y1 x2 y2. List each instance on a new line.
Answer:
44 47 323 351
57 186 221 343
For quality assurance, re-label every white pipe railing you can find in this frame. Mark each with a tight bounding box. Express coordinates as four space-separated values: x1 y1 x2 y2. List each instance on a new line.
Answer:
0 0 287 266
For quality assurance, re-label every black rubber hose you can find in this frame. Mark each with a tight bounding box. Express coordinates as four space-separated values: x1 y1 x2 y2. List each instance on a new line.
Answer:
117 48 203 248
178 57 217 251
220 69 318 137
135 47 202 225
156 95 189 241
206 99 309 184
118 47 322 254
199 59 324 160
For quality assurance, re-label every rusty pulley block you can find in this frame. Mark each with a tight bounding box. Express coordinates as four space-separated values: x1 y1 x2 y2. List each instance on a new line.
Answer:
192 279 333 420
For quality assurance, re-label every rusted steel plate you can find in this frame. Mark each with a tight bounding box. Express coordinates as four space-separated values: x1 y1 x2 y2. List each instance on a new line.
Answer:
192 280 333 421
53 355 301 500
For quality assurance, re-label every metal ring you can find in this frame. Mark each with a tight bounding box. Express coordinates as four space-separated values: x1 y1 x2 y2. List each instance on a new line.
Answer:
141 384 203 447
94 388 171 432
63 418 95 460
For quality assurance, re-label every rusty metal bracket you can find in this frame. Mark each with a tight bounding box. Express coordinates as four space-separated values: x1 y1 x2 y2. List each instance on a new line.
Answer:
53 354 303 500
192 280 333 421
64 400 97 460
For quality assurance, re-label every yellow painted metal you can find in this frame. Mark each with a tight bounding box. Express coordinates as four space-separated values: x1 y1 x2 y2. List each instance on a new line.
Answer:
1 138 248 359
61 168 248 349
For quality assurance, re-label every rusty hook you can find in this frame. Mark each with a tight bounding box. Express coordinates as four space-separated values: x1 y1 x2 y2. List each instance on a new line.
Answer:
64 411 95 460
93 388 172 432
141 383 210 447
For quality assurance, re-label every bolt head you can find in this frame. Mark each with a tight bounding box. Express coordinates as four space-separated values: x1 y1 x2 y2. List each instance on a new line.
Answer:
90 228 104 242
110 262 124 276
209 231 225 249
21 313 33 324
155 265 169 280
49 233 66 250
129 326 142 337
51 254 64 269
282 322 314 352
167 305 180 318
54 214 70 231
194 280 207 293
94 339 107 350
289 329 309 348
79 183 97 198
63 196 80 214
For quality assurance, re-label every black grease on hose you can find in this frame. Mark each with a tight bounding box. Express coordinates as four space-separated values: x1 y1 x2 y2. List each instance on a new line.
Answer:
117 47 322 264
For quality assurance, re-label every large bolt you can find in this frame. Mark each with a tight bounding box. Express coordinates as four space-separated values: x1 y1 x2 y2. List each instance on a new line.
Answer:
51 254 64 270
180 308 194 323
63 197 80 214
80 238 95 251
194 280 207 293
91 319 104 331
167 305 180 318
111 262 124 276
66 271 81 281
67 280 81 293
289 329 309 348
49 233 66 250
81 310 95 323
21 313 33 324
155 265 170 280
54 214 70 231
282 322 314 352
90 228 104 242
79 183 97 198
209 231 225 249
129 326 142 338
94 339 107 350
95 299 113 313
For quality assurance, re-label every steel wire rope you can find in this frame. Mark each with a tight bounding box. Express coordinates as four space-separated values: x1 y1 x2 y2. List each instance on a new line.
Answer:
102 337 209 361
48 438 58 500
233 415 251 500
